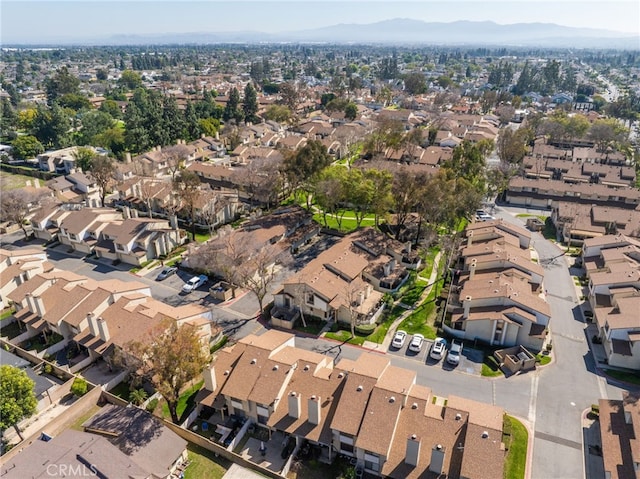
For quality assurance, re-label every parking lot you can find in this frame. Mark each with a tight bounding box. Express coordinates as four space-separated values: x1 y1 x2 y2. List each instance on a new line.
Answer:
387 335 484 376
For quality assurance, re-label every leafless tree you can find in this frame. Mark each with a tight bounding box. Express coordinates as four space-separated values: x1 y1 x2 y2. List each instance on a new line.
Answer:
0 190 39 239
161 144 191 180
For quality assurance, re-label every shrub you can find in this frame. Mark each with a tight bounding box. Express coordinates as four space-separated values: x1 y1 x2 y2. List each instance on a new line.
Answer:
354 323 376 335
43 363 53 375
70 377 88 397
146 398 158 413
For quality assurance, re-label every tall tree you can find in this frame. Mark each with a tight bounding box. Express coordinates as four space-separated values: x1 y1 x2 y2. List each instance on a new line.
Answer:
32 103 71 148
44 66 80 104
242 82 259 124
125 321 210 424
11 135 44 161
223 87 242 123
0 365 37 441
91 156 116 207
173 169 201 240
282 140 332 207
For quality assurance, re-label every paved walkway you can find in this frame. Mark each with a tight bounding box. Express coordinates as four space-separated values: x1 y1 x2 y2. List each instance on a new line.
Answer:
375 251 443 351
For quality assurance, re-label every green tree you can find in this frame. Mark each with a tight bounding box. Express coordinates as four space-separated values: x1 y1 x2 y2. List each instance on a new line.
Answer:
45 66 80 104
72 146 97 172
129 388 148 406
283 140 332 207
58 93 92 111
32 103 72 148
70 377 88 397
99 99 122 119
96 68 108 81
263 104 291 123
0 365 37 441
344 102 358 121
79 110 114 146
0 190 39 239
11 135 44 161
223 87 242 123
118 70 143 90
404 72 427 95
126 321 210 424
198 118 220 137
242 82 259 124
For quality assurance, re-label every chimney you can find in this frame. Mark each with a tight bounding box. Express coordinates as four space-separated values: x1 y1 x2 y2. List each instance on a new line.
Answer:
405 434 421 467
467 230 474 246
203 366 217 392
97 317 110 342
215 131 220 141
463 296 472 318
33 295 46 317
170 215 178 230
469 259 477 280
25 293 36 314
201 133 206 139
383 262 392 277
288 391 301 419
429 444 446 474
390 258 396 270
358 291 365 306
123 206 131 219
405 241 412 254
25 179 32 187
125 152 132 163
308 395 321 425
131 208 138 218
87 313 99 337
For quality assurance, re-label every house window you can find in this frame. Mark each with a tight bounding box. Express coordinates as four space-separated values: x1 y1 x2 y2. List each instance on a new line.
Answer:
364 452 380 472
284 297 291 309
230 399 243 412
69 233 77 241
339 434 354 454
257 405 270 425
306 293 314 305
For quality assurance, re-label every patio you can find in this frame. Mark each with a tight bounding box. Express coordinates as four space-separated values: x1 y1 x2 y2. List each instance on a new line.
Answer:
235 429 288 474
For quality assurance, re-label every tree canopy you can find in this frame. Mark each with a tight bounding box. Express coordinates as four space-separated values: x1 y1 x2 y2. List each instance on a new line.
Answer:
0 365 38 439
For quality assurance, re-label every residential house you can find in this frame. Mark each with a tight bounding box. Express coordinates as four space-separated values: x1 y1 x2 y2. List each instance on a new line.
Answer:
598 391 640 479
0 349 57 412
0 248 51 309
552 202 640 244
57 208 124 254
196 330 505 478
1 408 187 479
583 234 640 370
273 228 419 328
446 222 549 350
37 147 83 174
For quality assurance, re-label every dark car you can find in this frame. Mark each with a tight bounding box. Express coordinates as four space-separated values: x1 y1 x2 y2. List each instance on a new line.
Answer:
156 266 177 281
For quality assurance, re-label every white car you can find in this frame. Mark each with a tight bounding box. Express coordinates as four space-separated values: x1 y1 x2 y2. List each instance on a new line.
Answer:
181 274 208 294
447 340 463 366
408 334 425 352
430 337 447 361
475 210 494 222
391 330 407 349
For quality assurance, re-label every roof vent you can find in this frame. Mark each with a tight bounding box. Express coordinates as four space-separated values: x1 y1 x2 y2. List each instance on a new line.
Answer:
482 431 489 438
310 395 316 400
250 358 257 364
356 385 363 392
303 365 310 371
224 370 230 376
290 391 296 396
337 372 344 378
411 402 418 409
411 434 417 440
273 365 279 371
389 396 396 403
436 444 443 450
455 413 462 420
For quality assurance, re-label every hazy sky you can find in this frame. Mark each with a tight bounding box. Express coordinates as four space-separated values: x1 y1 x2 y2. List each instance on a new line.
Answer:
2 1 639 43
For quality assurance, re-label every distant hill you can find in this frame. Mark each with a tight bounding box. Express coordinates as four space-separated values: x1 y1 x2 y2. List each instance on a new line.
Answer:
8 19 639 48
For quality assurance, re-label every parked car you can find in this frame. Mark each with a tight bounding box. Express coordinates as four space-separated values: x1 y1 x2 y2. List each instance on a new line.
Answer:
475 210 494 221
392 330 407 349
181 274 208 293
447 340 463 365
408 334 425 352
156 266 178 281
430 337 447 361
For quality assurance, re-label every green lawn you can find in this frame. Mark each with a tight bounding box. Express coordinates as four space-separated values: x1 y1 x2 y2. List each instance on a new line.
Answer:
397 280 443 338
1 308 16 321
294 318 326 336
183 443 230 479
162 380 204 422
503 415 528 479
0 170 32 191
312 211 376 233
109 381 133 402
604 369 640 385
324 329 366 346
194 232 212 243
536 353 552 366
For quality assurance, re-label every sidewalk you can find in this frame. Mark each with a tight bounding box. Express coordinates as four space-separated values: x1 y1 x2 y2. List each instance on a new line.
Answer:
379 251 443 350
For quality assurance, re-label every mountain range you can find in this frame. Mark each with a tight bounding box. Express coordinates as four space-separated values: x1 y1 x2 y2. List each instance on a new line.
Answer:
10 19 640 48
